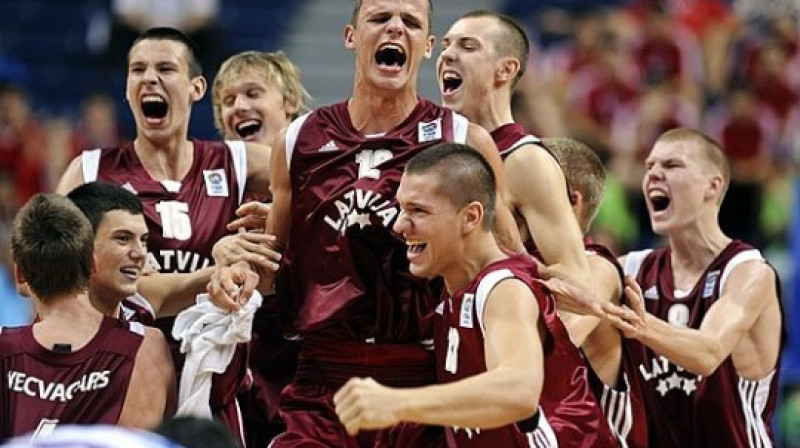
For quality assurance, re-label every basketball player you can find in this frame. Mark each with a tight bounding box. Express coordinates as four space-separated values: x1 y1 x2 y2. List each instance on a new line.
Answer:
334 143 617 447
0 194 173 440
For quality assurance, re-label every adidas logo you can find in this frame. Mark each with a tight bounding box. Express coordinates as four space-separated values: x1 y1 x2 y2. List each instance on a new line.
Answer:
318 140 339 152
643 286 659 300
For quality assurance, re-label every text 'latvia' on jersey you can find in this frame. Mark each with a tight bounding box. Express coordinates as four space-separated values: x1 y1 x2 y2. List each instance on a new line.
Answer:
622 240 785 448
279 99 469 339
81 139 248 274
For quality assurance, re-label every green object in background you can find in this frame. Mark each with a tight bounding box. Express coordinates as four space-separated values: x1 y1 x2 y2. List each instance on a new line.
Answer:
592 174 638 248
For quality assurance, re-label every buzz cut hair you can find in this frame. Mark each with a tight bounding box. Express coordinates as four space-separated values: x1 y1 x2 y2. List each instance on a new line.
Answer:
405 142 496 230
462 10 530 89
130 27 203 78
655 127 731 203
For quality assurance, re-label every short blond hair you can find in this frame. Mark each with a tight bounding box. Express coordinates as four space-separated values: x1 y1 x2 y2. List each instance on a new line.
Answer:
654 128 730 204
212 51 310 136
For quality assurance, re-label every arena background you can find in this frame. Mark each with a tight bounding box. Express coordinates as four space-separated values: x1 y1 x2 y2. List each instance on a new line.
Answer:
0 0 797 445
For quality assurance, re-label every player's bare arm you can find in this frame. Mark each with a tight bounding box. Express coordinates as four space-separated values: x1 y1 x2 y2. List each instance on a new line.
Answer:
506 144 590 278
244 141 272 196
118 327 175 428
465 123 524 253
54 156 84 194
334 278 543 434
610 261 779 377
137 268 214 318
560 253 623 347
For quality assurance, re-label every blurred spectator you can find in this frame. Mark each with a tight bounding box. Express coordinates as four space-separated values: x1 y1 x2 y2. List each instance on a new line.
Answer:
96 0 223 72
73 93 121 152
0 171 31 326
42 116 79 192
0 84 46 206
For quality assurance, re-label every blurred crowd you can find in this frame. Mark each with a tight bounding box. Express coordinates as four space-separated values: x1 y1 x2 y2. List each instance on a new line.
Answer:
0 0 797 323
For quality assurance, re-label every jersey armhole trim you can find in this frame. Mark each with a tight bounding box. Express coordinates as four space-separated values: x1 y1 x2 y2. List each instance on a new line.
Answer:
623 249 653 277
286 113 312 171
720 249 764 292
452 112 469 144
82 148 102 183
224 140 248 205
128 321 145 336
475 269 515 333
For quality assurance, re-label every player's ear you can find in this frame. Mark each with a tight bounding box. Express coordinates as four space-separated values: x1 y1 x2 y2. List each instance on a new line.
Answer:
423 35 435 59
190 76 207 102
344 25 356 50
496 57 520 85
12 263 26 288
462 201 483 234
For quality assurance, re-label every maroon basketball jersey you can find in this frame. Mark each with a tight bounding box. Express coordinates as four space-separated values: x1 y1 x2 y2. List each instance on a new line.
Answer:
584 240 648 448
434 254 617 448
81 139 247 274
0 316 144 440
120 293 156 326
622 240 784 447
280 99 468 341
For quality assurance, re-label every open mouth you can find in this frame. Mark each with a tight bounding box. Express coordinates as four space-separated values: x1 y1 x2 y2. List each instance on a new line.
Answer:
375 44 407 69
441 71 463 94
141 95 168 119
649 192 671 212
120 267 141 281
235 119 262 139
407 241 427 255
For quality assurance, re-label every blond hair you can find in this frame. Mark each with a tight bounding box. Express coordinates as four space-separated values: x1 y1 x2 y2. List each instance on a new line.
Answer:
655 128 730 204
212 51 310 136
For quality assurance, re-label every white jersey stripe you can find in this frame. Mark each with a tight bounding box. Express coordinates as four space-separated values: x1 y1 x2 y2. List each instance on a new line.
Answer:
285 112 312 170
499 135 542 157
474 269 514 334
720 249 763 293
622 249 653 277
81 148 102 183
224 140 248 205
452 112 469 144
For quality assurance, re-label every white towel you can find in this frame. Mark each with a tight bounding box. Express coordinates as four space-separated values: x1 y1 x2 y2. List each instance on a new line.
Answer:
172 291 262 418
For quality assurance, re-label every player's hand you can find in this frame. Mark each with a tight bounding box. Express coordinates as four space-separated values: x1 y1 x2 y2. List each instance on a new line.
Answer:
212 231 282 271
333 377 403 436
534 259 605 317
226 201 271 232
604 276 649 339
206 261 260 312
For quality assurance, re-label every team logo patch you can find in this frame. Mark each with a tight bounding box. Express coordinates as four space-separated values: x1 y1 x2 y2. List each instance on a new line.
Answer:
203 169 229 197
418 118 443 143
702 270 720 299
460 293 474 328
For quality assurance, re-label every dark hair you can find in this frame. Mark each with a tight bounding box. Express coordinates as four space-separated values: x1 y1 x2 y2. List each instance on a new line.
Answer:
130 27 203 77
11 194 93 300
405 143 496 229
155 416 238 448
67 182 144 232
352 0 434 32
462 10 530 89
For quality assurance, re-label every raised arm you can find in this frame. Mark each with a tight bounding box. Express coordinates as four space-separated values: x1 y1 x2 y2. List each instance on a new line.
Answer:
615 261 780 376
465 123 524 253
55 155 84 194
334 278 543 433
118 327 176 429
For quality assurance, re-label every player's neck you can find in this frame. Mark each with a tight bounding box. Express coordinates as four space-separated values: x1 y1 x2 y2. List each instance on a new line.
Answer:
33 293 104 351
668 222 731 275
468 91 514 133
88 288 124 319
444 234 506 295
134 137 194 181
349 85 418 134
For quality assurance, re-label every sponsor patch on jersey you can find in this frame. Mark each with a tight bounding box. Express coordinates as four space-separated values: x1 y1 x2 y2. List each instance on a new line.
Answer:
460 293 474 328
702 270 720 299
418 118 443 143
203 169 229 197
